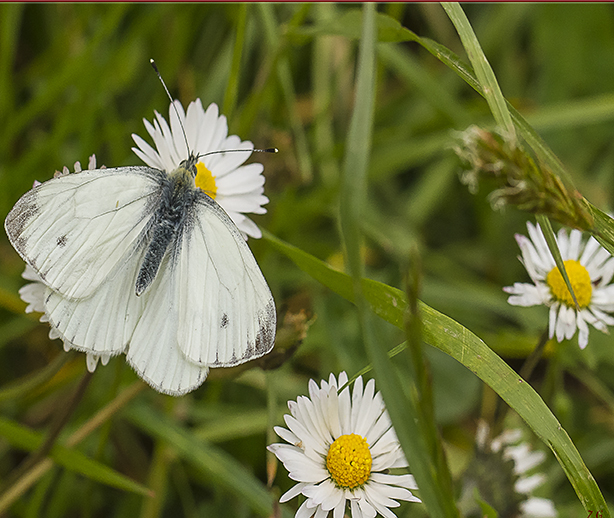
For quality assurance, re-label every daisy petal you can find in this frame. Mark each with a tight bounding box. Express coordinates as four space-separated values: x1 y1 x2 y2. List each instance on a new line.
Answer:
268 373 422 518
132 99 269 238
280 482 308 503
520 497 557 518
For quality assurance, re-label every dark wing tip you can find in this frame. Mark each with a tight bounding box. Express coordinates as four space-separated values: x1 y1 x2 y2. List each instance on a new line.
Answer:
253 299 277 358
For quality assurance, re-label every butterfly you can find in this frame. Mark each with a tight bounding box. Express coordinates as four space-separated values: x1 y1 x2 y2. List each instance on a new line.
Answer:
5 138 276 396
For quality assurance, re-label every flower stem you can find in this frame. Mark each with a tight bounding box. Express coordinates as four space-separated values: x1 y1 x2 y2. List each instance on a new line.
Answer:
494 327 549 431
518 327 550 382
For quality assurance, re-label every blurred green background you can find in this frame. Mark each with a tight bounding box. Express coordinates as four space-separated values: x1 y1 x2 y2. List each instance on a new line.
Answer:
1 3 614 517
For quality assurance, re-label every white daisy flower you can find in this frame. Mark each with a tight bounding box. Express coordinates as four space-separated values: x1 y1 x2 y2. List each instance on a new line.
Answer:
504 221 614 349
268 372 421 518
18 156 110 373
461 421 557 518
131 99 269 239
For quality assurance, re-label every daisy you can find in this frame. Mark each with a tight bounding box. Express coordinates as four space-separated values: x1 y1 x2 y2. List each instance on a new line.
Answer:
268 372 421 518
18 156 110 373
504 221 614 349
131 99 269 239
460 421 556 518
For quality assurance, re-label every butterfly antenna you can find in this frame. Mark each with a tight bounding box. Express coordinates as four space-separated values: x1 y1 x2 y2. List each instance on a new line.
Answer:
201 147 278 157
150 58 192 157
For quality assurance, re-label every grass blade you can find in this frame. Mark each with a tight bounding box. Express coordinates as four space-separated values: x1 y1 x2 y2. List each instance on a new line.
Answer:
126 404 274 517
441 3 515 137
0 417 151 496
338 6 458 516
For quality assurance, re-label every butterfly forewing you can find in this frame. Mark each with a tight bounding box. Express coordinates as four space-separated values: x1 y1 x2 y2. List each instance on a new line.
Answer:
5 167 163 299
176 193 276 367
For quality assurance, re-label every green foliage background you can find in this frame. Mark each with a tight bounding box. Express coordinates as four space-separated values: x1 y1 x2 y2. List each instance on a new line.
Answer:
1 3 614 517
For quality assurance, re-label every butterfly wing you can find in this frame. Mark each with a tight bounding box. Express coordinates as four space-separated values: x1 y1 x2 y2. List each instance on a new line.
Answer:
46 248 209 395
43 239 149 356
4 167 163 299
126 252 209 395
175 193 276 367
6 165 272 394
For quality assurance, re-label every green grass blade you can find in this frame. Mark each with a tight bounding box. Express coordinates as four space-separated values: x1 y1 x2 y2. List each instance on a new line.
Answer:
258 4 313 182
193 409 269 443
526 93 614 130
355 9 614 260
339 3 374 282
588 205 614 257
0 417 151 496
537 214 579 309
398 21 577 189
376 44 470 127
337 4 459 517
0 5 23 123
291 8 578 190
262 229 610 518
222 3 247 120
126 403 273 517
0 353 70 403
441 3 515 137
312 3 341 187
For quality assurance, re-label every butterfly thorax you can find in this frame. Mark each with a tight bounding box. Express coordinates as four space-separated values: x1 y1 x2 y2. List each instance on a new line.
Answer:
135 163 198 296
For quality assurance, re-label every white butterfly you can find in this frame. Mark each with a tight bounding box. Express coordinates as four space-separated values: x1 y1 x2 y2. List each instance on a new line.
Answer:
5 151 276 395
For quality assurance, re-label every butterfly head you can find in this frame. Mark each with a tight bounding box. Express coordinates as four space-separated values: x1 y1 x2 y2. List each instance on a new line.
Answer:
179 153 200 178
175 153 217 199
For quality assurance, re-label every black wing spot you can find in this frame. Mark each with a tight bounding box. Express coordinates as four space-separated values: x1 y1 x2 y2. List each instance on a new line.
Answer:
57 235 67 247
220 313 229 328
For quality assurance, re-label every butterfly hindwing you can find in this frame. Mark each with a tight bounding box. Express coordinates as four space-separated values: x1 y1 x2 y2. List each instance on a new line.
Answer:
44 233 209 395
43 240 149 356
127 252 209 396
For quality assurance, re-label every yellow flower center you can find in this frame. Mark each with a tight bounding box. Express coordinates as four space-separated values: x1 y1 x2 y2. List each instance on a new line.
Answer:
546 259 592 308
326 433 372 489
194 162 217 199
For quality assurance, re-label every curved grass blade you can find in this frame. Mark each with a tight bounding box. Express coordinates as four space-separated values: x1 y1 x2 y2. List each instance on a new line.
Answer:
537 214 579 309
0 353 70 403
222 3 247 120
441 4 577 311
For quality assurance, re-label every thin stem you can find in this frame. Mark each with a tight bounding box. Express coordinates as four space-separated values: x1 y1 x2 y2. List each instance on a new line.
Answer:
66 381 145 447
572 366 614 413
494 327 549 432
0 458 54 513
0 352 71 403
518 327 550 382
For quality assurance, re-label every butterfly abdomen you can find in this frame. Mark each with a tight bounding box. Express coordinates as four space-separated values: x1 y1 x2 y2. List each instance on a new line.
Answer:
135 167 197 296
